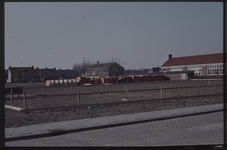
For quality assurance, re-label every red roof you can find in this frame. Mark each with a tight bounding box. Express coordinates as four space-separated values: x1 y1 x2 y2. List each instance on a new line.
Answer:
161 53 223 67
9 66 35 73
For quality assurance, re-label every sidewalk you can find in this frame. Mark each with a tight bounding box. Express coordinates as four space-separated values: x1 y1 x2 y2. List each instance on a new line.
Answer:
5 103 223 142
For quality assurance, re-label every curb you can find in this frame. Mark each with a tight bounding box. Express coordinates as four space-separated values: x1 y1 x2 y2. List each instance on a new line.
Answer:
5 104 223 142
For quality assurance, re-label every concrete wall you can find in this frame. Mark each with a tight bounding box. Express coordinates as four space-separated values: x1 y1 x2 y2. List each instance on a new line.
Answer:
165 73 188 80
202 66 207 77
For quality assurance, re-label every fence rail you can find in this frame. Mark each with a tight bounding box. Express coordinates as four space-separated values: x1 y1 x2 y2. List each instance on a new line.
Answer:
34 84 223 98
19 93 223 113
5 81 223 113
4 84 223 100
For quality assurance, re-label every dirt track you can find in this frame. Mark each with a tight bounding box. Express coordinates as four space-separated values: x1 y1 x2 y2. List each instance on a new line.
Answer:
5 79 223 128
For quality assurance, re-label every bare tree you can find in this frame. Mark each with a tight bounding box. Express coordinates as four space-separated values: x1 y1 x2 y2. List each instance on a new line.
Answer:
73 58 93 77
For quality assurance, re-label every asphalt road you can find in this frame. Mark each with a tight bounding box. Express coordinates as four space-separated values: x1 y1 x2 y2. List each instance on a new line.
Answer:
5 111 223 147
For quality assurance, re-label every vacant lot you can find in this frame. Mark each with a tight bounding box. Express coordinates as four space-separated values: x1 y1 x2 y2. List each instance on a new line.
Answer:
5 79 223 128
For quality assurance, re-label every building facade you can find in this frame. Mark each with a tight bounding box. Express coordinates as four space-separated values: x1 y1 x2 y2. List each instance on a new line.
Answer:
85 62 124 78
6 66 76 83
7 66 36 83
35 67 76 81
160 53 223 78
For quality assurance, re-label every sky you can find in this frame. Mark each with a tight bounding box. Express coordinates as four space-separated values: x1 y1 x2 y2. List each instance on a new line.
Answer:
5 2 223 70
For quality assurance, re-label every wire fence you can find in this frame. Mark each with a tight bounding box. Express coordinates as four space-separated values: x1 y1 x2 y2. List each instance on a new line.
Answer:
5 79 223 112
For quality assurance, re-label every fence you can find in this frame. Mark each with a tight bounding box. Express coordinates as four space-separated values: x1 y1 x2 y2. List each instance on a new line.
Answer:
5 80 223 113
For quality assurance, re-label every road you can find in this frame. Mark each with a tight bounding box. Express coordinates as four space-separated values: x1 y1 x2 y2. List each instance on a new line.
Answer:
5 111 223 147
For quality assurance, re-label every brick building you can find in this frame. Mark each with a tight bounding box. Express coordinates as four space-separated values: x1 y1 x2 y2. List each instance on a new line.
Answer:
85 62 124 78
7 66 36 83
35 67 76 81
161 53 223 78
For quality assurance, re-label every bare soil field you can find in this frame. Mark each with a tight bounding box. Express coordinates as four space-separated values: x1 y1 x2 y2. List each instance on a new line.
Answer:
5 79 223 128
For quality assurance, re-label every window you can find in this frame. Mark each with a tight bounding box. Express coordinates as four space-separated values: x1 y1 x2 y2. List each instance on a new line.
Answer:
213 69 219 74
207 65 222 75
208 69 212 75
219 65 223 75
170 67 183 71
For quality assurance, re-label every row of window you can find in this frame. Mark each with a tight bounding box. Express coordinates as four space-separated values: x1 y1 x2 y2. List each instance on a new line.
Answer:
208 65 223 69
14 72 34 76
13 72 73 77
208 68 223 75
170 68 183 71
187 66 202 70
87 72 109 76
207 65 223 75
166 64 223 75
90 68 109 72
13 77 30 82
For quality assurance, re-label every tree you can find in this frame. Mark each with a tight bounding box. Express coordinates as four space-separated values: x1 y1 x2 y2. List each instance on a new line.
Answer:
73 58 93 77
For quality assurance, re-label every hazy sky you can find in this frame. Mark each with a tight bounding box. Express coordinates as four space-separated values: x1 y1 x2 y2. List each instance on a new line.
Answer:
5 2 223 70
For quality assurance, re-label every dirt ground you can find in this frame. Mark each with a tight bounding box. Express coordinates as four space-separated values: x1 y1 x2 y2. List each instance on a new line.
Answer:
5 79 223 128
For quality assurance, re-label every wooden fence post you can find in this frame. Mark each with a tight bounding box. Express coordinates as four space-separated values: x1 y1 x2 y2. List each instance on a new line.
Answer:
161 85 163 99
189 87 191 96
149 83 151 90
77 91 80 109
42 86 44 95
126 88 129 100
208 79 210 86
23 91 26 109
11 88 13 106
70 85 72 94
197 83 199 95
190 80 191 88
101 84 103 93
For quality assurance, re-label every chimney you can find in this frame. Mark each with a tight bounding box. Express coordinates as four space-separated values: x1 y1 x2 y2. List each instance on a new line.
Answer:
169 54 172 60
97 61 99 65
54 67 56 70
